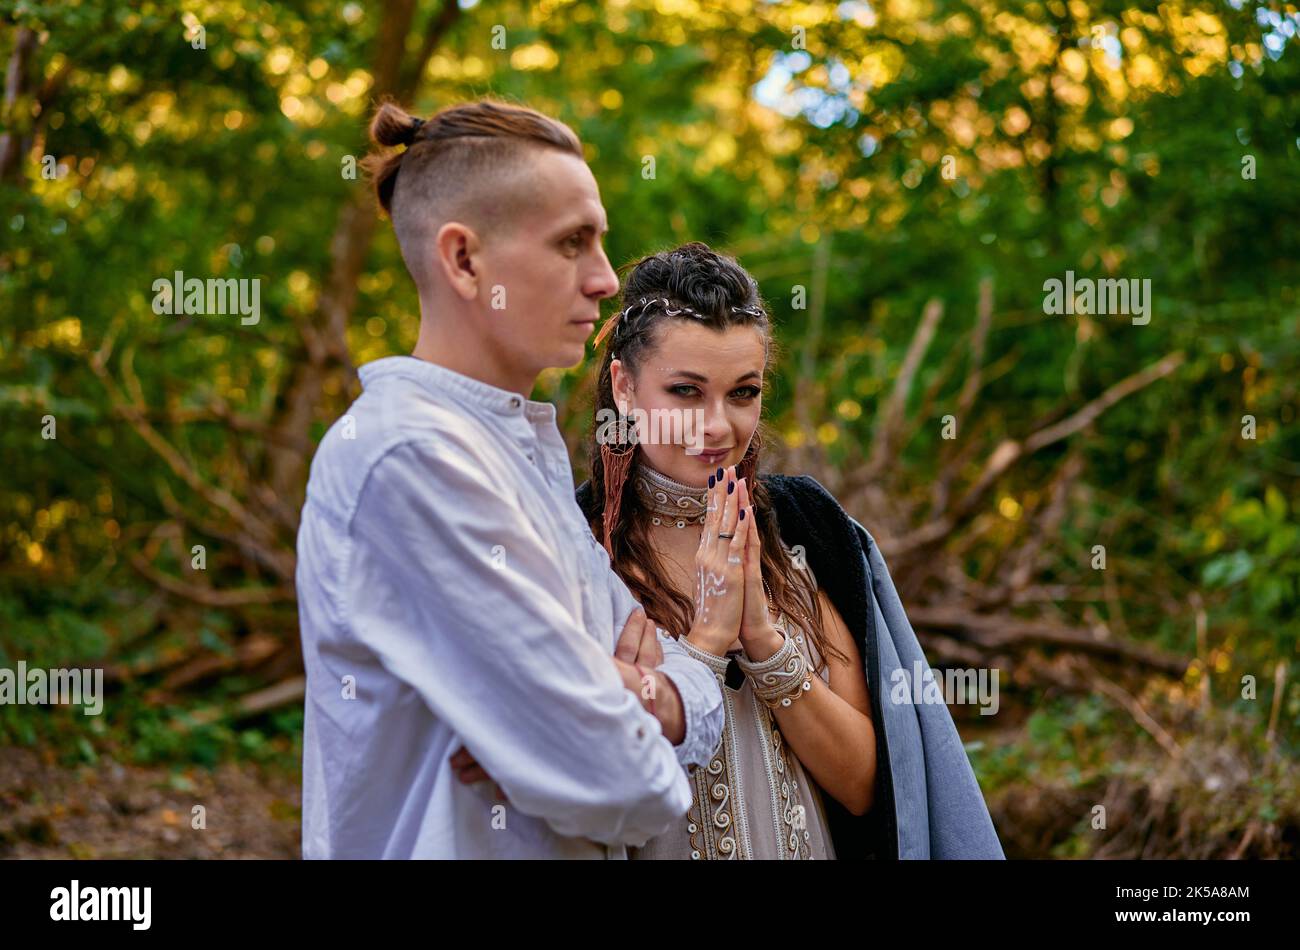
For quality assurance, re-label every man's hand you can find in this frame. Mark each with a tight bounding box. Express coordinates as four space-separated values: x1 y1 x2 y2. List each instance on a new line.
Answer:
614 607 663 667
612 607 684 742
450 745 508 802
450 608 682 793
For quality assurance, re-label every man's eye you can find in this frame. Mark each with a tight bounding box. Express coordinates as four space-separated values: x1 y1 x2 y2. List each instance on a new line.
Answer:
562 234 583 252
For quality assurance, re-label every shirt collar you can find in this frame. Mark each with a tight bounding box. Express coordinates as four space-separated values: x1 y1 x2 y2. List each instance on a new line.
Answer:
358 355 556 424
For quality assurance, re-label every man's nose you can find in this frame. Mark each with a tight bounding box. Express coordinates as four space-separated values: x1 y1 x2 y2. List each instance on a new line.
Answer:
585 247 620 300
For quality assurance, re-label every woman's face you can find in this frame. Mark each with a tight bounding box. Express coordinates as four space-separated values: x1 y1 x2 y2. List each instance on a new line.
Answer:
610 320 766 488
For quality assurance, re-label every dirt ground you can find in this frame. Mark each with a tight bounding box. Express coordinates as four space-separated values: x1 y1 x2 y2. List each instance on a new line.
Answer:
3 734 1287 860
0 747 301 859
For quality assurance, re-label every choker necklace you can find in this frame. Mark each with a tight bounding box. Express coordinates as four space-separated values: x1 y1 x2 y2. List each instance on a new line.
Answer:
633 463 709 529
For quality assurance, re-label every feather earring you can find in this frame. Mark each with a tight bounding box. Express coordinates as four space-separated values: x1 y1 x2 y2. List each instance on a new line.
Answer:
600 440 636 559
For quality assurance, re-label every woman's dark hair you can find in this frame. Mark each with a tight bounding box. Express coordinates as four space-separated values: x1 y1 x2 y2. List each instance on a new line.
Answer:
586 242 842 670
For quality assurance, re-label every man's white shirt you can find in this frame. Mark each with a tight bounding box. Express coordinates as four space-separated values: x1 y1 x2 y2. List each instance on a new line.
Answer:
297 355 725 858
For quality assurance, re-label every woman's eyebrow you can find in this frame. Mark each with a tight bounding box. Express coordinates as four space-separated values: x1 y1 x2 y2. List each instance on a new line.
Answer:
665 370 762 383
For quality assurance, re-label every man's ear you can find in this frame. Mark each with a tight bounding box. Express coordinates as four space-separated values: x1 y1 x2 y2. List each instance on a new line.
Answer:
434 222 481 301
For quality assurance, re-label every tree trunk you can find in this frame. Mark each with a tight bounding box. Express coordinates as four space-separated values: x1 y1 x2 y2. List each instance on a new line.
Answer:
0 27 39 183
263 0 462 507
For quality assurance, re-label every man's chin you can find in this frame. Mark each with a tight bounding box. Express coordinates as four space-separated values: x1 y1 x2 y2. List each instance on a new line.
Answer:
556 344 589 370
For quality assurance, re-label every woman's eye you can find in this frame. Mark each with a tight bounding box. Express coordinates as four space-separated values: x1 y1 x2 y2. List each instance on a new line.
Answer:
669 385 760 398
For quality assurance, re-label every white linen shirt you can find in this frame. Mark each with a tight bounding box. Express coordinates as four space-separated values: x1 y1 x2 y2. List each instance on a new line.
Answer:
297 355 725 859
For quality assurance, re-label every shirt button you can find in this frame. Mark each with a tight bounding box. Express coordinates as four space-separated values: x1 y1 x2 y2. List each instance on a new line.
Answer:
509 397 521 409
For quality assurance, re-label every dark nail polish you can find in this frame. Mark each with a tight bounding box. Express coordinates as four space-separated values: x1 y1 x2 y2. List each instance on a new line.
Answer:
727 481 735 494
708 474 716 488
740 509 746 521
716 467 724 480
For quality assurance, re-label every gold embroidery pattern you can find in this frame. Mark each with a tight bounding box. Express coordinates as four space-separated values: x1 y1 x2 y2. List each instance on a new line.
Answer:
766 613 813 859
687 684 745 859
767 710 811 859
681 613 823 859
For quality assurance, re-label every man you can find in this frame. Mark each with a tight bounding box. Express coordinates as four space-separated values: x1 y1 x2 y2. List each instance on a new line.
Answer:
296 99 725 858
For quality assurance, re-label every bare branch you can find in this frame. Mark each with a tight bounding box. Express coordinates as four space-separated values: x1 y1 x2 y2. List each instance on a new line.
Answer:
894 351 1186 556
187 676 307 726
908 605 1188 674
89 349 283 552
128 550 294 608
866 298 943 477
155 479 295 581
955 275 994 421
1070 656 1184 760
402 0 465 99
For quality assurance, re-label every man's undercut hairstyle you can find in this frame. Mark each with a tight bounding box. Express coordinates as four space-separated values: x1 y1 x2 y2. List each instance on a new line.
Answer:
362 99 585 286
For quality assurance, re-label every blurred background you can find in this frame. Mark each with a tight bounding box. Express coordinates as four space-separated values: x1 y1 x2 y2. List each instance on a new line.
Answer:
2 0 1298 859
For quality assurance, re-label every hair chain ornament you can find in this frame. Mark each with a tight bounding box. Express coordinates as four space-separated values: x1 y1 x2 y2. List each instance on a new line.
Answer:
593 296 767 349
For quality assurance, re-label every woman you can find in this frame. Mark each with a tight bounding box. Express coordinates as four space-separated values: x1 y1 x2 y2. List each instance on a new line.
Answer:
576 242 1005 860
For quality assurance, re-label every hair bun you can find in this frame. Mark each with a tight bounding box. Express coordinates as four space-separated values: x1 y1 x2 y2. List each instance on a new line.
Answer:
369 100 426 148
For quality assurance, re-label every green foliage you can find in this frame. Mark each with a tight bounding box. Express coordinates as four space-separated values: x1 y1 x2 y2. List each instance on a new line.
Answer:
0 0 1297 818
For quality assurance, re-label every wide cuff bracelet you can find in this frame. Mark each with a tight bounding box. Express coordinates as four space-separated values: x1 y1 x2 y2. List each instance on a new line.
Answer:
737 636 813 708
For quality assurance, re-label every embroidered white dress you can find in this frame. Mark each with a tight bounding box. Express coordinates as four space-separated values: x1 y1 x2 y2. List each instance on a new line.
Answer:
630 604 838 860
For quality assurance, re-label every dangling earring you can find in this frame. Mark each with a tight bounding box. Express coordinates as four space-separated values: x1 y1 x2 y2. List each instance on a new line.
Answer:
600 411 638 558
737 429 763 486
